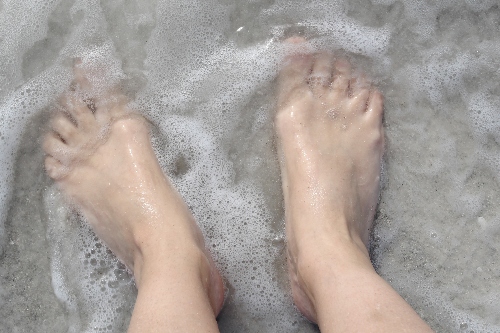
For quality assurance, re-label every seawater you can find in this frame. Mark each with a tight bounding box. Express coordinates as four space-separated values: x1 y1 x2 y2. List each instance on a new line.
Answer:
1 0 499 332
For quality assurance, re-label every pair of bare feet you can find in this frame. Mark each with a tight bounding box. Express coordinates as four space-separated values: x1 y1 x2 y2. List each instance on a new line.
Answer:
43 38 432 332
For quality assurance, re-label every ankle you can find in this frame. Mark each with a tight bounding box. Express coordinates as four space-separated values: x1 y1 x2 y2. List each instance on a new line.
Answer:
290 214 371 262
131 224 224 315
292 233 374 310
132 227 200 281
136 241 223 313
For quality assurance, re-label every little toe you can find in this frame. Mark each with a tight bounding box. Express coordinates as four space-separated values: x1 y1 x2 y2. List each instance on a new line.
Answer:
45 155 69 180
51 113 78 144
331 58 351 96
309 52 333 96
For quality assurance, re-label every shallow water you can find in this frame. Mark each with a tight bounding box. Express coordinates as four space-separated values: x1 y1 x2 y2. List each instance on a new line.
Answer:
1 0 500 332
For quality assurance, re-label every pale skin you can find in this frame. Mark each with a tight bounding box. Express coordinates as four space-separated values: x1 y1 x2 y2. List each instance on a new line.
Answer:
42 38 434 332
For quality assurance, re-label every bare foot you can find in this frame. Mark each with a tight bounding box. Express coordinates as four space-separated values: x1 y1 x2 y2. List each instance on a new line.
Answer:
43 66 224 316
275 38 384 322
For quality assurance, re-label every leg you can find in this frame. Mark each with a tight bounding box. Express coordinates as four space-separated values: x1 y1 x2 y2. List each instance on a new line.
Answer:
275 38 434 332
43 66 224 333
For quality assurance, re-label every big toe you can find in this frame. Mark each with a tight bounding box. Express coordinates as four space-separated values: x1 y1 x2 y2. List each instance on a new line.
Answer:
309 52 334 96
277 40 313 106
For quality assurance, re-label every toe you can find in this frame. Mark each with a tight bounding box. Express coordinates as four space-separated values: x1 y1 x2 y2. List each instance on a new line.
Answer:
331 58 351 96
51 113 77 144
309 52 333 96
351 75 371 91
311 52 333 79
367 89 384 119
366 89 385 150
95 89 130 123
45 155 69 180
277 53 314 106
72 58 93 91
284 36 307 44
43 132 73 164
59 93 96 130
348 76 371 113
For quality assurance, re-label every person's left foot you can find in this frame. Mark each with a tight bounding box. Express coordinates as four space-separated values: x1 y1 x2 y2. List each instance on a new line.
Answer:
275 37 385 322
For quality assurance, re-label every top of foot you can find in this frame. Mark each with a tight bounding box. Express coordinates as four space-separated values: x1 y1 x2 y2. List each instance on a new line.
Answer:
275 37 384 322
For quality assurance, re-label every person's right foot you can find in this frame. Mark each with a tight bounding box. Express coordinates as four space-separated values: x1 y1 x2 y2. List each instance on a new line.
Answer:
275 38 385 322
43 64 224 316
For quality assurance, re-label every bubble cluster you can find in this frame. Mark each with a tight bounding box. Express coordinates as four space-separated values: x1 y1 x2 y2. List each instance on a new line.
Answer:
44 187 135 333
